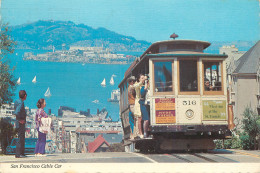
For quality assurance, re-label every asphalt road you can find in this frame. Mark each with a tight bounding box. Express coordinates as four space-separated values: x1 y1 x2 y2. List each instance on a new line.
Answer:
1 149 260 163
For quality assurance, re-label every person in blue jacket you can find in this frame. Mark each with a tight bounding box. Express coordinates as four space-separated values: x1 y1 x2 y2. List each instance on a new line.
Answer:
14 90 27 158
139 77 150 138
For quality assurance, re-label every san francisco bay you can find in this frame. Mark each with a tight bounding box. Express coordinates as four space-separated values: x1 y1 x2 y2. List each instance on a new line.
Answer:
9 49 132 121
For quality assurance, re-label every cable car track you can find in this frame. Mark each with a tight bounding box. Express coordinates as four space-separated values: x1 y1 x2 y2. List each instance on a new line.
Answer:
162 151 243 163
170 153 218 163
191 153 218 163
171 154 193 163
138 149 260 163
162 153 219 163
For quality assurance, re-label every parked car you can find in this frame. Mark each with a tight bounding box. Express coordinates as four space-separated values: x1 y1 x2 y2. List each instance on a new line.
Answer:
6 138 37 155
5 138 55 155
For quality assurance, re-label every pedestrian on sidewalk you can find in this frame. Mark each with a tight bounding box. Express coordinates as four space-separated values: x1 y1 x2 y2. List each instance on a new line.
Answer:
14 90 27 158
34 98 48 157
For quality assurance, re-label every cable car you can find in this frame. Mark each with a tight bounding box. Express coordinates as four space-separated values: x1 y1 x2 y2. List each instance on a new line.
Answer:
118 38 234 152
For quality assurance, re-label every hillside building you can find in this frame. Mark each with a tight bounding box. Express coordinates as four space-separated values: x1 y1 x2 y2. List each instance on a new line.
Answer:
87 134 110 153
227 41 260 125
220 45 245 68
0 103 15 117
76 130 121 153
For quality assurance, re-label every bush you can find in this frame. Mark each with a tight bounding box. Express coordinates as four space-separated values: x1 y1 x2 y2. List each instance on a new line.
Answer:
0 118 17 154
214 139 223 149
241 106 260 150
239 133 255 150
214 132 241 149
227 134 241 149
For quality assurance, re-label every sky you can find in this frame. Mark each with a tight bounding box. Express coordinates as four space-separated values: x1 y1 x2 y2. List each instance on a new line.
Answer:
1 0 260 43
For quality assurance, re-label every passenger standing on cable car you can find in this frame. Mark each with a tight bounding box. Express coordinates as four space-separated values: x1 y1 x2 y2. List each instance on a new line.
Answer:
127 76 136 139
134 74 145 138
139 75 150 138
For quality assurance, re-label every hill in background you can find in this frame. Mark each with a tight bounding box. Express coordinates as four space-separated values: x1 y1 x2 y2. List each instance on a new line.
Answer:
10 20 151 52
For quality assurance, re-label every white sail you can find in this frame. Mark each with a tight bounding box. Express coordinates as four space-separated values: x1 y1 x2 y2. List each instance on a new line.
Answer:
32 76 37 83
110 76 114 85
92 100 99 103
44 87 51 97
17 77 21 85
101 78 106 86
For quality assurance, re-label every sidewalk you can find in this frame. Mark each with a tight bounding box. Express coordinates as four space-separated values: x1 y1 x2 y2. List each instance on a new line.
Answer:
227 149 260 158
0 152 136 163
0 153 66 163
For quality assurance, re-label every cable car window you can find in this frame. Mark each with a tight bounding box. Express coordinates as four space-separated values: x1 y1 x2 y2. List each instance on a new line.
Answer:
204 62 222 91
154 61 173 92
179 60 198 92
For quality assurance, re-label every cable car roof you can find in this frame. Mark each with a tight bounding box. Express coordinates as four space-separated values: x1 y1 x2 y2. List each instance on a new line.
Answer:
139 39 211 59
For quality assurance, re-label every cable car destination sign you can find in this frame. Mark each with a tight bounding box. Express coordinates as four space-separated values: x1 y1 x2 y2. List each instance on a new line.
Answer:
155 98 175 124
203 100 226 120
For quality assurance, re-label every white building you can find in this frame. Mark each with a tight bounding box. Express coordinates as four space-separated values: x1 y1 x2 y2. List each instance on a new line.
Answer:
219 45 245 69
0 103 15 117
227 41 260 124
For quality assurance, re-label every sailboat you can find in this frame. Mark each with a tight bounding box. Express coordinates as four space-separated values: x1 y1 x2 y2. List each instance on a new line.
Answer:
32 76 37 83
17 77 21 85
110 76 114 85
101 78 106 87
44 87 51 97
92 100 99 104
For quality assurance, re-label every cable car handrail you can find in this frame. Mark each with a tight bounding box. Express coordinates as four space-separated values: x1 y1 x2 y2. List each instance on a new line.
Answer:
154 81 173 84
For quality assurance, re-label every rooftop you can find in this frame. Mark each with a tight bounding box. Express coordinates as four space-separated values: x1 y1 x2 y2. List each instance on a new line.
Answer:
233 40 260 74
87 134 110 153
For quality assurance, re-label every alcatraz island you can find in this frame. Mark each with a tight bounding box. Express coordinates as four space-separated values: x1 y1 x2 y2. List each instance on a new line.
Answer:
23 46 137 64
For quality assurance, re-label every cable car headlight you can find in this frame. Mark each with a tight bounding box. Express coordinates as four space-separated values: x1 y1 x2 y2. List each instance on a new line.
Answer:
185 109 194 119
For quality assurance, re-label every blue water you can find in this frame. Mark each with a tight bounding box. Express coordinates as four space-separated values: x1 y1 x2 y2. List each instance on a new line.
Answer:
9 50 131 121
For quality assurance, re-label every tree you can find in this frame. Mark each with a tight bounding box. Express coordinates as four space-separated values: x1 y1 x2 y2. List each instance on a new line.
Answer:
241 106 260 150
0 23 17 107
0 23 17 154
